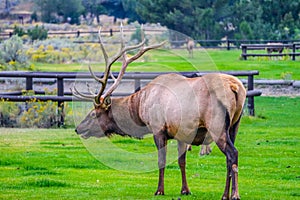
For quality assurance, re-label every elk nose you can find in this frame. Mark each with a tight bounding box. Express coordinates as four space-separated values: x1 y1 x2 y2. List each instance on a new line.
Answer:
75 129 78 134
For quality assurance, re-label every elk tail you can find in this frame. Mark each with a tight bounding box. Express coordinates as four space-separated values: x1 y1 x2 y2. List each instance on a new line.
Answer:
230 82 239 101
230 82 239 94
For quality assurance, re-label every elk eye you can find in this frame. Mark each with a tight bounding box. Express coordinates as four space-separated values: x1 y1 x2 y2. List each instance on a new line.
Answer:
90 111 97 118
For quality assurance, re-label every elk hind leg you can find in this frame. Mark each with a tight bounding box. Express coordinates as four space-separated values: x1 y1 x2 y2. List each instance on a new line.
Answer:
153 132 168 195
177 141 191 195
216 115 240 200
216 134 240 200
229 117 242 200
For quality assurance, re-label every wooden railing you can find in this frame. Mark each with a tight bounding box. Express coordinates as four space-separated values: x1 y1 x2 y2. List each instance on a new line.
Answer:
0 71 261 125
241 43 300 60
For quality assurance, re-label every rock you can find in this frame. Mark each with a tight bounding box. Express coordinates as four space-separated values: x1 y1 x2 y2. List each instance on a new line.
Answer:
293 81 300 88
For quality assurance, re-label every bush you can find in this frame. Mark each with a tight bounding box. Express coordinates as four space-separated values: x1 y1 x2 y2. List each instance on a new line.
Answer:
0 35 29 70
13 25 26 37
0 100 20 127
27 25 48 41
26 47 71 64
18 99 59 128
0 97 73 128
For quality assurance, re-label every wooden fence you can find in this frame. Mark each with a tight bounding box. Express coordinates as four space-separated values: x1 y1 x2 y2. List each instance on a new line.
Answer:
1 29 300 50
241 43 300 60
0 71 261 126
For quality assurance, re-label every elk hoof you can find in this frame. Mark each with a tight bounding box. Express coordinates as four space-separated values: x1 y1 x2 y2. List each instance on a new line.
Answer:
221 195 229 200
181 190 191 195
200 145 212 156
154 190 164 195
231 194 240 200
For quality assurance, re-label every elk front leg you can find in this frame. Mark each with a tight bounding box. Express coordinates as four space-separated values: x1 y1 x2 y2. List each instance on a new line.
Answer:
153 132 168 195
177 141 191 195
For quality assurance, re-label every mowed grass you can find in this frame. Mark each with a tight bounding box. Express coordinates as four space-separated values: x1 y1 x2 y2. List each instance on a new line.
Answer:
34 49 300 80
0 96 299 200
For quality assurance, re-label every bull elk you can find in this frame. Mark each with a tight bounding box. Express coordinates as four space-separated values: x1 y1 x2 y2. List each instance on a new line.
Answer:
72 25 246 200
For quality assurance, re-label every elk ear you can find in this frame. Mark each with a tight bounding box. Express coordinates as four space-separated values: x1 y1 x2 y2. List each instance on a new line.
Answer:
103 96 111 110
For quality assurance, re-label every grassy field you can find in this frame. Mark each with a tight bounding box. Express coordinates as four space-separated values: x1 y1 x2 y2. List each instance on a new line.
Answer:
33 49 300 80
0 96 299 200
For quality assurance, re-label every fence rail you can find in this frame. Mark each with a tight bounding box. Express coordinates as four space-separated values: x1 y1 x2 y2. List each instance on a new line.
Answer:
1 29 300 50
241 43 300 60
0 71 261 126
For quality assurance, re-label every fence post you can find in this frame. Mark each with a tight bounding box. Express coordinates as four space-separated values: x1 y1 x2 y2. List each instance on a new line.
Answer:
247 74 255 116
242 45 247 60
26 77 33 91
57 77 64 126
227 39 230 51
292 43 296 61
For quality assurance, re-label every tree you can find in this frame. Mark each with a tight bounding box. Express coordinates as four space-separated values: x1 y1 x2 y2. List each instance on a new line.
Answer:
81 0 106 24
35 0 84 24
135 0 228 40
121 0 142 22
58 0 84 24
35 0 59 23
132 0 300 40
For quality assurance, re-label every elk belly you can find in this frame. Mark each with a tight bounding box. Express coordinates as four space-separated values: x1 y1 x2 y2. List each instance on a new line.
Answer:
191 127 211 146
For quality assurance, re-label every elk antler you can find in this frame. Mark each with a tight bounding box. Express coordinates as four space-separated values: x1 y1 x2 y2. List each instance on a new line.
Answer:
72 24 166 105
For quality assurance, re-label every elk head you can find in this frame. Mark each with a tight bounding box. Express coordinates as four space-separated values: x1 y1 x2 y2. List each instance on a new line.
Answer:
72 24 165 139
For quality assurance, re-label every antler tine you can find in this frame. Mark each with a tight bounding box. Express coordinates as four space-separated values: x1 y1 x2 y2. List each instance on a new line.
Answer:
93 24 130 102
77 24 166 103
110 71 116 81
95 24 147 100
88 64 105 84
70 86 96 101
88 26 119 103
87 28 109 86
86 83 96 95
102 40 166 98
127 41 166 64
125 24 165 64
107 24 146 68
102 27 166 99
98 27 109 66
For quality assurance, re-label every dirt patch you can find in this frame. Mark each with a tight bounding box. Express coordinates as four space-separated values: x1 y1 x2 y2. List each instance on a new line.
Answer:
257 85 300 97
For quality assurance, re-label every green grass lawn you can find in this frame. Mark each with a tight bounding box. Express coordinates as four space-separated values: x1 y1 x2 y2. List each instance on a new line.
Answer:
33 49 300 80
0 96 299 199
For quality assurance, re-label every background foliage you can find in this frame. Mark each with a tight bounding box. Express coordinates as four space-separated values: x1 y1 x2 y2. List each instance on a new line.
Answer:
29 0 300 40
2 0 299 40
135 0 300 40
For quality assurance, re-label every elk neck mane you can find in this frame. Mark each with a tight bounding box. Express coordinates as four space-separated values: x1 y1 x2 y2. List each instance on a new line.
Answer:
108 92 150 139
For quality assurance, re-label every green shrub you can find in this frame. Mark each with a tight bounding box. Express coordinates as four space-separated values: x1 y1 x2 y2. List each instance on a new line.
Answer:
0 94 73 128
0 100 20 127
0 35 29 70
27 25 48 41
13 25 26 37
18 99 59 128
0 35 26 63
